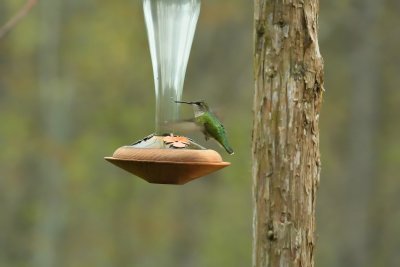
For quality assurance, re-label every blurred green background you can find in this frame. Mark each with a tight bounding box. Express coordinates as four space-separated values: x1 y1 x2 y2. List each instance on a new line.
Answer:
0 0 399 266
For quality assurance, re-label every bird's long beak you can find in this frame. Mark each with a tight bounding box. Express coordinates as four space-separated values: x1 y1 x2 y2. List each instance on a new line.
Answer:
174 100 197 105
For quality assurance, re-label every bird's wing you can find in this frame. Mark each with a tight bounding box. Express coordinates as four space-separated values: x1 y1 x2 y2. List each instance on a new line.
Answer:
165 119 204 134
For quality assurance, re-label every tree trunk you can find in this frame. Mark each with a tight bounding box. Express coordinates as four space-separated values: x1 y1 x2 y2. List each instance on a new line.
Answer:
33 0 70 266
252 1 324 266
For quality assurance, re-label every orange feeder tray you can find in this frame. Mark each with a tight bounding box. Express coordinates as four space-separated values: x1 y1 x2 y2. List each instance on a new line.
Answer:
105 135 230 185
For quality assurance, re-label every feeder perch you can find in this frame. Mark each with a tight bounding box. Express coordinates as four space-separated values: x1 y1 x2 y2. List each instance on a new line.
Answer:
105 0 230 184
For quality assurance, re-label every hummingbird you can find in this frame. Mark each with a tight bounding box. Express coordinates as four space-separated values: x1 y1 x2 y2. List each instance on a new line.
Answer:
174 100 234 155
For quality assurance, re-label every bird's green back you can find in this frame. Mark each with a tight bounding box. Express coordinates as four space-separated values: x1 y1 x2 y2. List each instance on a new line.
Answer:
196 111 233 154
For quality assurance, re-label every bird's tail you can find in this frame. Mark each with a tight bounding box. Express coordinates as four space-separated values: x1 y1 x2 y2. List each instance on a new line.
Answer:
222 141 234 155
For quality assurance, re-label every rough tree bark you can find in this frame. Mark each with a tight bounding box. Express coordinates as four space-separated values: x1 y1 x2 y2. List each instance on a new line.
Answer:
252 1 324 267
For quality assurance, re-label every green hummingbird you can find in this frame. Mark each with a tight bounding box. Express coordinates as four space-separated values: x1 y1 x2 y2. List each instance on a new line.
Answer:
175 100 234 155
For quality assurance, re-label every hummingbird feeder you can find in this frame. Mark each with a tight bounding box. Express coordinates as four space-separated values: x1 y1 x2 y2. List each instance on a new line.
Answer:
105 0 230 185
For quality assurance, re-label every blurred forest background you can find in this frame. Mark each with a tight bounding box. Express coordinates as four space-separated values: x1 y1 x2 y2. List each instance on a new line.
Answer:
0 0 399 267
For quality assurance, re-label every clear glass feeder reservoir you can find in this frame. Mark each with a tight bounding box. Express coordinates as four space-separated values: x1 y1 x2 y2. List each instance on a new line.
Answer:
143 0 200 134
105 0 230 185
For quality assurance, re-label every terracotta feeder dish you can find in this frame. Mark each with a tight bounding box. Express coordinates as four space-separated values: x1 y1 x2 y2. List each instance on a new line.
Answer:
105 0 230 184
105 135 230 184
